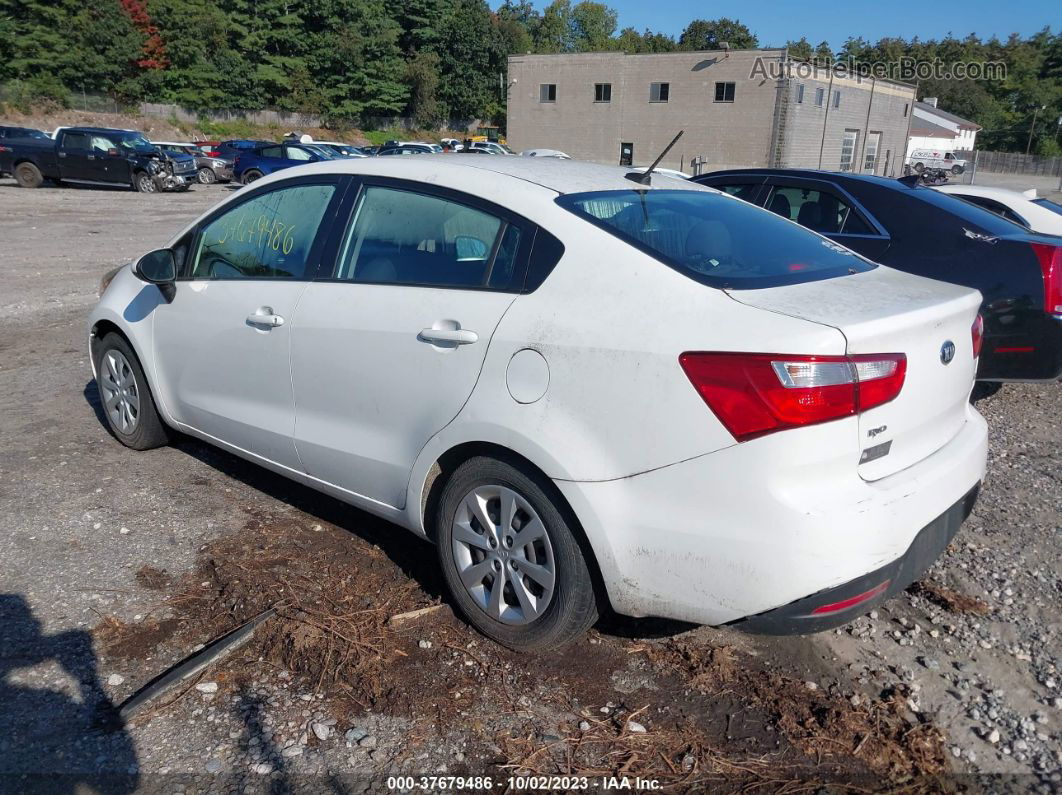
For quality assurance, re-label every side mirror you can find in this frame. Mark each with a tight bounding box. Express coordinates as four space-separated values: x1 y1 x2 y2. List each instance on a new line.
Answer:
134 248 176 284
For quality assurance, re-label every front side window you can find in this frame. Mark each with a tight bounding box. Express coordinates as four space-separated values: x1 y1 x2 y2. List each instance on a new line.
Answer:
650 82 669 102
90 135 115 152
764 185 873 235
539 83 556 102
594 83 612 102
557 189 875 289
714 82 735 102
190 183 337 279
839 129 859 172
335 186 520 289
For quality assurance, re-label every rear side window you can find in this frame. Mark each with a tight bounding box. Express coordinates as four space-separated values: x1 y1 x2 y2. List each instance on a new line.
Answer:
764 185 874 235
335 186 519 289
557 189 875 289
191 183 337 279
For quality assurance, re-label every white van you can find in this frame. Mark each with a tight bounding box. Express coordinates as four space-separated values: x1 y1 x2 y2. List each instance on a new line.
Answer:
909 149 967 174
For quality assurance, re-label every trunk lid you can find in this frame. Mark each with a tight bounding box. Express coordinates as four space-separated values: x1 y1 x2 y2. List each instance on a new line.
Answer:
726 266 981 480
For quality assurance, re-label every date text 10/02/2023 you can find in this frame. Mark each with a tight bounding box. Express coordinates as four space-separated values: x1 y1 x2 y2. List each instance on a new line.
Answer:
385 775 663 790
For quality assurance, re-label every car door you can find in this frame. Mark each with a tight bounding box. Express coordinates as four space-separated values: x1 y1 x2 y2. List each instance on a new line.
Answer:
87 134 121 183
760 177 892 261
290 179 533 508
56 131 95 181
151 176 347 469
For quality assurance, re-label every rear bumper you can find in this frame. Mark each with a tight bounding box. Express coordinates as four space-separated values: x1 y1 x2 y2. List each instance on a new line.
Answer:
977 313 1062 381
737 483 979 634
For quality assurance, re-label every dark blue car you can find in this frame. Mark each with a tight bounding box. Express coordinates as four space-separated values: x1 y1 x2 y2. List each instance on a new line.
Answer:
693 168 1062 381
234 143 339 184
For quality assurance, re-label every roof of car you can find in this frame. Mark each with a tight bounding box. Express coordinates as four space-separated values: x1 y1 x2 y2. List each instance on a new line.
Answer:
278 155 713 195
697 168 919 192
933 184 1036 201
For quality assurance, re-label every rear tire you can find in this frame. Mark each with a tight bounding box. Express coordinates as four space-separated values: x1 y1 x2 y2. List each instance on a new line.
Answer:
94 333 169 450
14 162 43 188
951 165 963 175
435 456 598 651
242 169 263 185
134 171 157 193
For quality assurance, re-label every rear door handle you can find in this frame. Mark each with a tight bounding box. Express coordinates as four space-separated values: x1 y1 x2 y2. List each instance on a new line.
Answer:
419 328 478 345
246 308 285 327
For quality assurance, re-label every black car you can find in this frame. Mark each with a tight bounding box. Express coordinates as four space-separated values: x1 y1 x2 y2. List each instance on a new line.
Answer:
693 169 1062 381
376 143 435 156
1 127 197 192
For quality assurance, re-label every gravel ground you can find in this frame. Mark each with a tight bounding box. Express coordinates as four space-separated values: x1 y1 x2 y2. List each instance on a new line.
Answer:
0 177 1058 792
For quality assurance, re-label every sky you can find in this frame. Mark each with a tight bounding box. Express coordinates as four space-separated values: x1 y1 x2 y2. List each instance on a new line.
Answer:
491 0 1058 50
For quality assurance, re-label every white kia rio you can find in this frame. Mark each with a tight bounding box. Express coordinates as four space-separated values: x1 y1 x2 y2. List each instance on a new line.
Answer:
89 157 988 649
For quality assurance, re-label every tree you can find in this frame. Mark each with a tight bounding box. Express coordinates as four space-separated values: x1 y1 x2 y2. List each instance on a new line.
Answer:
406 50 441 126
434 0 502 120
535 0 573 53
570 1 617 52
678 18 758 51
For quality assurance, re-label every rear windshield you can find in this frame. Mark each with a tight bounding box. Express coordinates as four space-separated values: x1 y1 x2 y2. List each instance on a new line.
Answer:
557 189 875 288
1033 198 1062 217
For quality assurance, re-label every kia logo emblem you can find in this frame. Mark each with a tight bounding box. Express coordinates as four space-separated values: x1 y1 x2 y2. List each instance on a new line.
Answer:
940 340 956 365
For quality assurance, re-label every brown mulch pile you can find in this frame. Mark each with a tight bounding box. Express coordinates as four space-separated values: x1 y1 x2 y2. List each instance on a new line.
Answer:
646 640 949 786
99 509 436 710
909 580 992 616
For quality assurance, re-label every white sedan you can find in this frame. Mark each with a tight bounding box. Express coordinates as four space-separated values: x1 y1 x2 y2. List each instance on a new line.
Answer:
89 156 987 649
934 184 1062 235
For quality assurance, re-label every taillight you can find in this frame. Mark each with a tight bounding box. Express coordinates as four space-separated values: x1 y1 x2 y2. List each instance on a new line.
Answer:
1030 243 1062 316
971 314 984 358
0 145 10 152
678 352 907 442
208 149 220 157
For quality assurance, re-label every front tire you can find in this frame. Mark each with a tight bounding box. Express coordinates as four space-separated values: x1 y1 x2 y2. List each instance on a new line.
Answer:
14 162 43 188
135 171 157 193
951 165 964 175
94 333 169 450
436 456 598 651
197 166 216 184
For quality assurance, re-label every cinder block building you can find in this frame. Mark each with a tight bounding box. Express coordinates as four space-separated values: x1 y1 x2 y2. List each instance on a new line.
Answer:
506 49 916 176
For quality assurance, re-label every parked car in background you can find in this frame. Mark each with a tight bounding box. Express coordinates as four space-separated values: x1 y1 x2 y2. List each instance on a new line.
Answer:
153 141 234 184
0 125 50 141
440 137 465 151
520 149 571 159
0 126 50 176
693 169 1062 381
90 157 986 649
3 127 194 192
233 142 338 184
934 185 1062 236
314 142 367 158
469 141 513 156
908 149 967 175
213 139 273 161
376 143 435 156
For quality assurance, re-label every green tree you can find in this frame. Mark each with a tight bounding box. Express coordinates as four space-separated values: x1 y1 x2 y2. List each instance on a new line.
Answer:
678 18 758 51
570 1 617 52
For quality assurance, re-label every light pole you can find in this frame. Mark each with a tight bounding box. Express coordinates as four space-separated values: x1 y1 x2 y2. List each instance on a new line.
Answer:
1026 104 1045 155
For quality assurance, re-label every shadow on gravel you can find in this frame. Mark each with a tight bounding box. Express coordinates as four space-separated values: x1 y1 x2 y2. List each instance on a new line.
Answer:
0 594 138 794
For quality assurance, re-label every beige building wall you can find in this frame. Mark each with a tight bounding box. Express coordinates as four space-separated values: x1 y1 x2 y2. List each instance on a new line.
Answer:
507 50 915 177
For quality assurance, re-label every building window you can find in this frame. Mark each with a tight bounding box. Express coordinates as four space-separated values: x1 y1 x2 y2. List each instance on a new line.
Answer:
796 84 805 103
864 131 881 173
903 102 909 117
840 129 859 172
539 84 556 103
650 82 669 102
594 83 611 103
815 87 825 107
833 91 841 108
714 82 736 103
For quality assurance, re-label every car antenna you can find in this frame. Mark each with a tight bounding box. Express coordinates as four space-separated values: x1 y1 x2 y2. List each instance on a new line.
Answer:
626 130 684 185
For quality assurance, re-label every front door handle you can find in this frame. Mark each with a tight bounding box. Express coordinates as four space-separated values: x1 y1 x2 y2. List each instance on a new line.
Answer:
418 327 478 345
246 308 285 328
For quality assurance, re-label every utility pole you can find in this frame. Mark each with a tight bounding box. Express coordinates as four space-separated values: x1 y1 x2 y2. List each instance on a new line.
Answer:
1026 104 1045 155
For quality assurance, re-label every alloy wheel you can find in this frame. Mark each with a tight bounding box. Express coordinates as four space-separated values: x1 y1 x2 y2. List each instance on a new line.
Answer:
451 485 556 625
100 349 140 434
138 174 156 193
